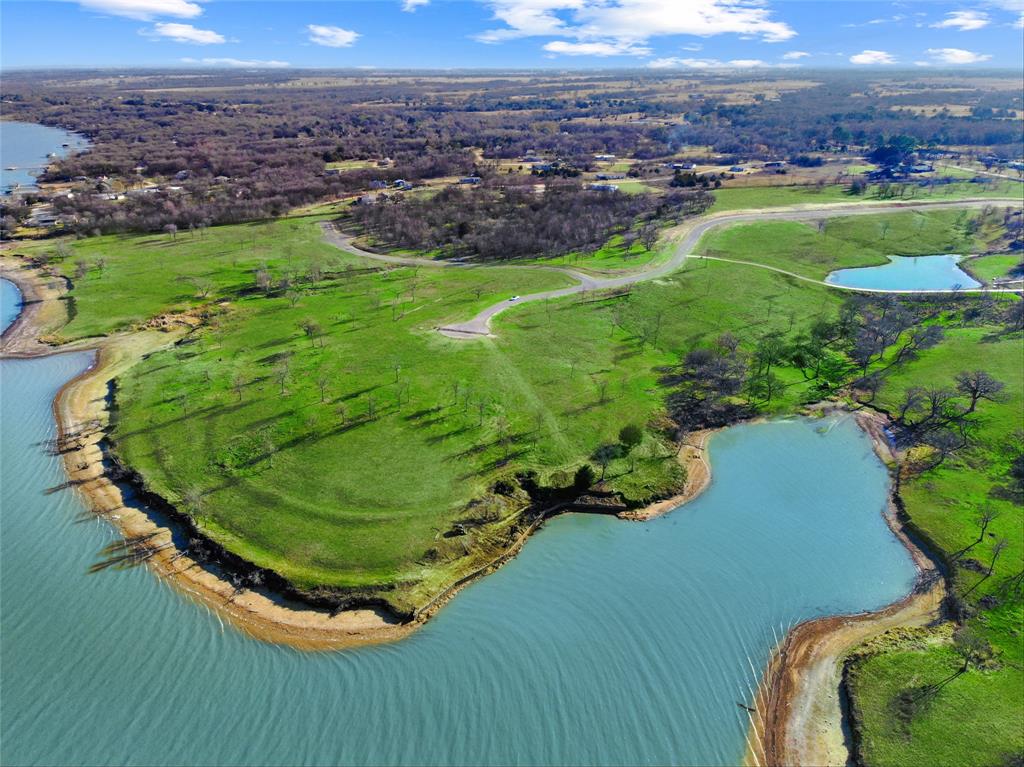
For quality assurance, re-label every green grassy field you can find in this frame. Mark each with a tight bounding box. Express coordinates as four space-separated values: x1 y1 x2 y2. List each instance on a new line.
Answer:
845 326 1024 767
709 180 1021 213
326 159 377 171
104 211 839 608
698 208 1007 280
20 211 350 339
526 232 674 272
963 254 1023 284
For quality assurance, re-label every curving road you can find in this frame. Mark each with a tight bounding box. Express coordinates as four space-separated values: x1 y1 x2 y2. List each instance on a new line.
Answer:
321 197 1023 339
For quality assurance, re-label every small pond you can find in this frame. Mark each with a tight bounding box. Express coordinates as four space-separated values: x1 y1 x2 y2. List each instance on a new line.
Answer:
826 254 981 291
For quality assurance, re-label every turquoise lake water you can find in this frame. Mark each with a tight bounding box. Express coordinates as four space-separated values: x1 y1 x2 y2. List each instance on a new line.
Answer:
0 294 917 766
1 278 22 331
826 254 981 291
1 121 89 192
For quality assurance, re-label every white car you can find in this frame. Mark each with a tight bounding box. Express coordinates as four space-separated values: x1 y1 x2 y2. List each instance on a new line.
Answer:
509 295 520 302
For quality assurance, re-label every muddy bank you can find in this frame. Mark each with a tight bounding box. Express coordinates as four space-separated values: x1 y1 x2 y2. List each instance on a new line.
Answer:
747 408 946 767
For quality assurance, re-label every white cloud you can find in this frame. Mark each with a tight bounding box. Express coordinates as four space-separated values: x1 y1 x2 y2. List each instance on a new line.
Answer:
850 49 896 64
648 56 783 69
844 14 904 28
925 47 992 64
307 24 360 47
782 50 809 60
544 40 650 55
402 0 429 10
931 10 990 30
145 22 224 43
180 57 290 68
78 0 202 20
728 59 771 67
477 0 796 54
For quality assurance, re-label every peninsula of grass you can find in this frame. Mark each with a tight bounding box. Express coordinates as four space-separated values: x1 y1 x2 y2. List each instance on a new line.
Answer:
963 253 1023 285
106 229 840 609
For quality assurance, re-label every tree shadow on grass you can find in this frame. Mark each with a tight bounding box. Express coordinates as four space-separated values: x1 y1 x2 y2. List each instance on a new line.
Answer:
425 425 472 445
334 384 382 403
404 405 444 422
234 417 375 469
457 448 532 480
114 400 250 440
253 335 295 350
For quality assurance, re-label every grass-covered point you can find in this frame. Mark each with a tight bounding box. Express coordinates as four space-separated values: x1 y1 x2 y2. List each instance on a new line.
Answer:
964 253 1023 285
103 214 847 610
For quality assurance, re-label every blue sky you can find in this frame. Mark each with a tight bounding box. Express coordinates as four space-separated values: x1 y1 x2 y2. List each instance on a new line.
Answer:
2 0 1022 70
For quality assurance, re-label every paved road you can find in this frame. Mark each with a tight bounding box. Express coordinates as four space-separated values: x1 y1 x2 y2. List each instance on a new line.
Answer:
321 197 1022 339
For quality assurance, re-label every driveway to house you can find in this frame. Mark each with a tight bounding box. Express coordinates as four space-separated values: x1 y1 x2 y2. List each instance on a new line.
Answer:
321 197 1023 339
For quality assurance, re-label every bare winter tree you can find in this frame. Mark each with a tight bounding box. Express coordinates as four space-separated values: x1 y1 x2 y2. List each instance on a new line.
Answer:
955 370 1005 413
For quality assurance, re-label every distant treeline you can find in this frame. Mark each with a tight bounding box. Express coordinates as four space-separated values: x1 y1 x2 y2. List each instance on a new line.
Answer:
2 70 1020 236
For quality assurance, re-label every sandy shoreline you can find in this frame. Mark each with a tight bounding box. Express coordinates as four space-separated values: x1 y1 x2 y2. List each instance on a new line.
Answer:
1 256 715 649
745 408 946 767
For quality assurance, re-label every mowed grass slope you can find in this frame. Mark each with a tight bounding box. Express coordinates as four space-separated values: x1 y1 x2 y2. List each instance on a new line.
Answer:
847 327 1024 767
698 208 1008 280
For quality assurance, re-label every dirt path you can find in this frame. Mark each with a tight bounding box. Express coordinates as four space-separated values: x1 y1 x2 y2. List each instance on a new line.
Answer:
322 197 1023 339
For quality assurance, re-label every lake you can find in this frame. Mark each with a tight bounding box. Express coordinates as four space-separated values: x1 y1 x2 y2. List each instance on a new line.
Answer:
1 121 89 193
1 277 22 332
0 291 917 766
826 254 981 291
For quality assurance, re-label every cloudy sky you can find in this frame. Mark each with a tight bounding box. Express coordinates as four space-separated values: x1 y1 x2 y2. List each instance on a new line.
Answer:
2 0 1022 70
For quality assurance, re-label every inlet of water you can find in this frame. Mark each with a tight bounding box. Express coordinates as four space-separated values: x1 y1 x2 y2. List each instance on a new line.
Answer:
1 121 89 193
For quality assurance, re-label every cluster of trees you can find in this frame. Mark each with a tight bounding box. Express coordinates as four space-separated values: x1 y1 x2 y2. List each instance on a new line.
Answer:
664 333 750 433
351 183 712 261
664 293 1017 467
884 371 1004 471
